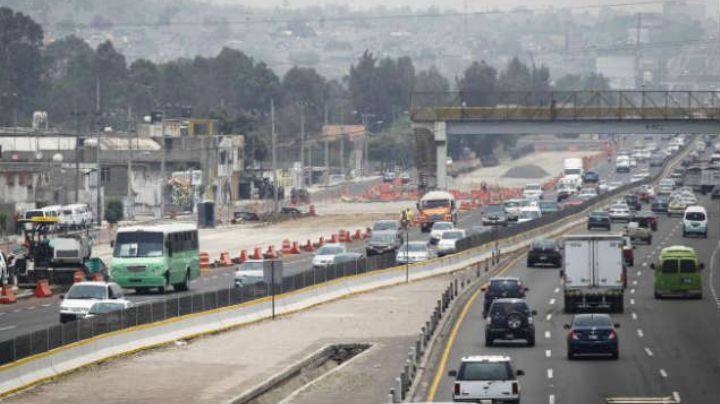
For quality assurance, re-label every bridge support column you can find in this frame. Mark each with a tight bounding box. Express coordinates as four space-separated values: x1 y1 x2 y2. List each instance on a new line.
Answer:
434 121 447 190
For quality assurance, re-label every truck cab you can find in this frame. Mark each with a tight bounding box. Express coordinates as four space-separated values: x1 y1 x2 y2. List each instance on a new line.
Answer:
416 191 457 233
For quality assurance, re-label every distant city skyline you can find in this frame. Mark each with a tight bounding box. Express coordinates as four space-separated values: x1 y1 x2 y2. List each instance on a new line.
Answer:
221 0 717 16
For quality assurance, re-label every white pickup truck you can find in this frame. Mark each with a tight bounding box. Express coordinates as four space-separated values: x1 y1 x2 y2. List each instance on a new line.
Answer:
563 234 626 313
449 355 524 403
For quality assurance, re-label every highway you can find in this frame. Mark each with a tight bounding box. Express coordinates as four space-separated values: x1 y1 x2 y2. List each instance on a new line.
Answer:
418 183 720 400
0 141 662 342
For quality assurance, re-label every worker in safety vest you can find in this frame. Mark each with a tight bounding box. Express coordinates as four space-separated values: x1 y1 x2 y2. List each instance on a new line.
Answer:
405 208 414 225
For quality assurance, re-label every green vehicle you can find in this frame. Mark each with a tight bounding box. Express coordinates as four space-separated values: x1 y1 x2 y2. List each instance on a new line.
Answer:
651 246 704 299
110 223 199 293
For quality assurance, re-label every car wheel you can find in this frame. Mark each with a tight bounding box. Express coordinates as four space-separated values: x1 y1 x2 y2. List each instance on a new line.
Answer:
682 231 687 237
704 232 708 239
654 291 661 299
174 269 190 292
485 333 493 347
628 259 634 267
611 349 619 360
567 348 575 360
527 260 533 268
527 333 535 347
647 237 652 245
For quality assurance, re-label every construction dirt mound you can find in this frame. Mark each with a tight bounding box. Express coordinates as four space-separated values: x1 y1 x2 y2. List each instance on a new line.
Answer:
501 164 550 179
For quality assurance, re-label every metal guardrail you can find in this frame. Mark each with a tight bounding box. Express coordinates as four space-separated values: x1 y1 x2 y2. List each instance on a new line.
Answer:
0 139 690 368
411 90 720 121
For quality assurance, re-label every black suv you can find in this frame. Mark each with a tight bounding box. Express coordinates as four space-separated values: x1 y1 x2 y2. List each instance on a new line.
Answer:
482 277 528 317
587 211 611 231
624 194 642 211
485 298 537 347
527 239 562 268
365 231 402 256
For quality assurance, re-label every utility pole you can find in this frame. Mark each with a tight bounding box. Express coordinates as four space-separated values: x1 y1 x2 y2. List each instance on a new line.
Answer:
127 108 134 220
299 106 305 189
634 13 642 88
159 112 166 218
73 109 81 203
361 114 369 177
324 102 329 186
94 76 101 226
271 99 278 213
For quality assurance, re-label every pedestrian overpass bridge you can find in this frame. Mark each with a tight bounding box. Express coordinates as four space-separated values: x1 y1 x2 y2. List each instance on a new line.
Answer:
411 90 720 189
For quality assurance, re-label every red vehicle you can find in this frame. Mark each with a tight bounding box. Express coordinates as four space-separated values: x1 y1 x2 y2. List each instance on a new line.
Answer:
562 196 585 208
621 236 634 267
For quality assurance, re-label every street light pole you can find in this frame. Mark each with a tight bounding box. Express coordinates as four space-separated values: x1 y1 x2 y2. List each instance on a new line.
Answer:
160 115 166 218
300 106 305 189
405 227 410 283
271 99 278 213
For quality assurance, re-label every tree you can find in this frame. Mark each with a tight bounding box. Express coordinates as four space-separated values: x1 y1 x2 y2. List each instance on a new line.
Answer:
457 61 497 106
105 200 124 225
498 57 531 93
0 7 44 125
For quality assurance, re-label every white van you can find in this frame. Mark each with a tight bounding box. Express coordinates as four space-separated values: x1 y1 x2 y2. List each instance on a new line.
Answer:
64 204 92 228
683 206 707 238
42 205 66 230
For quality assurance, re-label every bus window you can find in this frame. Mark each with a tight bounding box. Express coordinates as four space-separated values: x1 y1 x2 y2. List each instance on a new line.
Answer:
114 232 164 257
661 260 678 274
679 259 697 273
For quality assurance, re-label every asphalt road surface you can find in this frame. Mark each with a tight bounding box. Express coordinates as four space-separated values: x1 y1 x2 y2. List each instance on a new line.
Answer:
0 140 666 342
418 190 720 403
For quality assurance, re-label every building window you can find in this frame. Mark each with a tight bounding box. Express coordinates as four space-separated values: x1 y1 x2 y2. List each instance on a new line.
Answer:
101 167 111 183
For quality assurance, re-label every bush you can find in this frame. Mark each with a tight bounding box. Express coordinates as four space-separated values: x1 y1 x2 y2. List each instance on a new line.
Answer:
105 200 124 225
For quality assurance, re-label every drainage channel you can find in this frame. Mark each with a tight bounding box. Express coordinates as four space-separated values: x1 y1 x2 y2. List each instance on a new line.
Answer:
230 343 372 404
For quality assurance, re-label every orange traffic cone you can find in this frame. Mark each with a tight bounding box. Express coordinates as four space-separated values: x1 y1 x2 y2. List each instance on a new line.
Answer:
34 279 53 298
219 252 233 267
290 241 302 254
91 273 104 282
73 270 86 283
265 245 278 259
281 239 293 255
199 252 211 271
353 229 362 241
330 234 339 243
0 285 16 304
238 250 248 263
304 239 314 252
251 247 262 260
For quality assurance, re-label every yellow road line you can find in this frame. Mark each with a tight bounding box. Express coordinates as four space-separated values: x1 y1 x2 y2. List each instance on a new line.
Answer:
425 253 522 401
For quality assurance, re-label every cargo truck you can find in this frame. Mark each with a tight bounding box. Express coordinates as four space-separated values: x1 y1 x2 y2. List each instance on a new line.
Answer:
562 234 625 313
415 191 457 233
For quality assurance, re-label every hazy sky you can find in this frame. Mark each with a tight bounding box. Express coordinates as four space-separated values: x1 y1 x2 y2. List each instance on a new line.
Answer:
221 0 717 15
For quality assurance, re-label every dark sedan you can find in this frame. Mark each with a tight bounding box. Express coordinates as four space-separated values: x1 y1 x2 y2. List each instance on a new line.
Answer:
587 211 611 231
482 277 528 317
634 211 658 231
481 205 509 227
651 197 669 213
582 171 599 183
623 194 642 211
527 239 562 268
565 313 620 360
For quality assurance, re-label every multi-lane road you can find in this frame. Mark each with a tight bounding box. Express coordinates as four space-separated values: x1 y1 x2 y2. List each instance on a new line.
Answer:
417 171 720 401
0 140 663 344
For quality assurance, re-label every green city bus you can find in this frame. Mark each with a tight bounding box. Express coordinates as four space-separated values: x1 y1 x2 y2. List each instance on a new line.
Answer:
652 245 704 299
110 223 200 293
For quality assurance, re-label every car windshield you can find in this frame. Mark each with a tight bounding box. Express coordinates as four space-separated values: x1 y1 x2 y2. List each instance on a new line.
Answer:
590 212 608 218
113 232 164 258
433 222 453 230
539 202 557 210
442 231 464 240
661 259 697 274
370 233 396 243
489 280 520 293
503 201 519 208
25 211 44 219
519 210 540 219
490 301 529 316
66 285 107 300
686 212 705 221
422 199 449 209
88 302 125 315
525 184 541 191
373 221 398 231
565 168 581 175
317 246 344 255
458 362 513 381
240 261 264 271
401 243 427 252
533 240 556 249
484 206 504 215
573 315 612 328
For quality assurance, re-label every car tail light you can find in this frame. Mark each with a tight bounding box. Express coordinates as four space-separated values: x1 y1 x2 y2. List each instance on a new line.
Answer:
512 382 519 395
454 383 461 395
608 330 617 340
569 331 579 340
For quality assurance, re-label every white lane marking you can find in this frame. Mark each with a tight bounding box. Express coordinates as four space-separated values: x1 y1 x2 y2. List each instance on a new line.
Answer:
636 271 642 277
545 331 551 339
41 304 51 307
211 275 218 280
632 312 638 320
660 369 668 378
549 394 556 404
709 240 720 308
673 392 681 402
11 310 20 313
630 298 636 305
546 313 552 321
547 368 554 379
637 329 644 338
554 287 560 294
223 273 231 276
630 288 636 294
0 313 4 317
545 349 552 358
642 262 648 267
27 306 35 310
549 298 556 305
632 280 638 286
0 325 16 332
645 347 654 356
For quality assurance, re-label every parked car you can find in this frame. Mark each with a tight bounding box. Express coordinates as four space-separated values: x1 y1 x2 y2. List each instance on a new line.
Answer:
485 298 537 347
448 356 524 403
481 204 509 227
482 277 528 317
587 211 612 231
437 229 466 256
312 244 347 268
565 313 620 360
365 231 402 256
59 281 125 323
527 239 562 268
396 241 434 264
